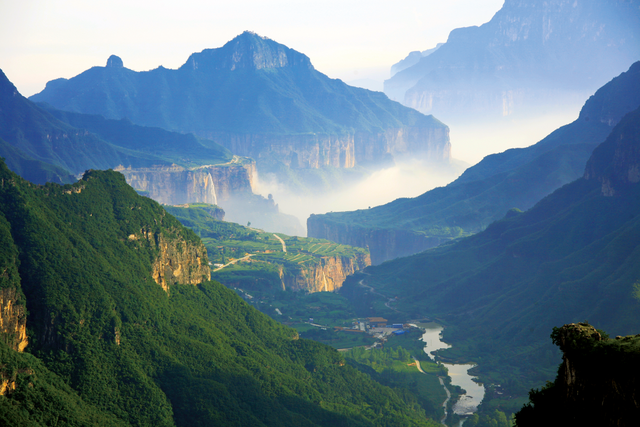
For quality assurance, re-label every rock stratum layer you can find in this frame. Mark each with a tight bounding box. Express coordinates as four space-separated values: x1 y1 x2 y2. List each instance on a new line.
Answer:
0 288 27 352
281 254 371 293
117 160 255 205
30 31 451 169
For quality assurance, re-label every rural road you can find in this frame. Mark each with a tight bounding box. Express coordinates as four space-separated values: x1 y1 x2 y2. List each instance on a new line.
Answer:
273 234 287 252
412 357 450 425
213 254 253 272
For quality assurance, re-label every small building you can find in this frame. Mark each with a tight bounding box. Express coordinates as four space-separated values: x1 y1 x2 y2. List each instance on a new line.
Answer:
393 330 405 336
367 317 388 327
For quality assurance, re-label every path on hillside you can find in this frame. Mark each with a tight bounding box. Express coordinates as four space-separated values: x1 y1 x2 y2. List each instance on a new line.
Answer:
273 234 286 252
213 254 253 272
358 278 400 312
412 357 450 425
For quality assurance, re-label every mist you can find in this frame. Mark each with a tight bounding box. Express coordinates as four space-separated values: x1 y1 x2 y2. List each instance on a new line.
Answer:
254 158 467 236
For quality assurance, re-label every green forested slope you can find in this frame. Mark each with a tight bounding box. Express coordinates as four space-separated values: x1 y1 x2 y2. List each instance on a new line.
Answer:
0 162 438 426
347 107 640 397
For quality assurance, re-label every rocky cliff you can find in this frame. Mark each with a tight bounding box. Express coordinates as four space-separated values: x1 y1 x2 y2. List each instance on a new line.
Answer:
282 253 371 293
0 288 28 352
198 126 450 169
117 160 255 205
386 0 640 120
516 323 640 427
148 230 210 293
306 218 447 266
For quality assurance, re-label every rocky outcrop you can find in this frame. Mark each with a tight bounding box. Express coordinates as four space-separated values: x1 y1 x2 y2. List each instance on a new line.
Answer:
0 288 27 352
197 128 450 169
307 217 448 265
117 160 255 206
282 254 371 292
128 228 210 293
516 323 640 427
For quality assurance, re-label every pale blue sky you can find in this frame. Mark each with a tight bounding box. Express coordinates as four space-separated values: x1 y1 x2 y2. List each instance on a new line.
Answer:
1 0 504 97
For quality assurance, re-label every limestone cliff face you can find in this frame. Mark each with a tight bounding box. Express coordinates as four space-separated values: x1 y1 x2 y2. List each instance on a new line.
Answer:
128 228 210 292
282 254 371 292
0 288 28 352
117 160 255 205
307 217 446 265
197 127 450 169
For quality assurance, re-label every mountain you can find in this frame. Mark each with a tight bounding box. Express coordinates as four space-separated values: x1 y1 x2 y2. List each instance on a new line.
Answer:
29 32 452 180
390 43 443 77
308 61 640 264
343 105 640 400
0 160 438 426
385 0 640 123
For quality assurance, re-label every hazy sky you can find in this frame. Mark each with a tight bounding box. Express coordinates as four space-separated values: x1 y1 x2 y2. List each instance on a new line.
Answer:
1 0 504 97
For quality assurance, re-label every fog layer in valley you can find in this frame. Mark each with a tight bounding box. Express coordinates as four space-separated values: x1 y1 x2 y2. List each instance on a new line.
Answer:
255 158 467 235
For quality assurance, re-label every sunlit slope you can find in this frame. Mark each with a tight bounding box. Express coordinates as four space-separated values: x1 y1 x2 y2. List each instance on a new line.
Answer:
166 204 370 292
0 163 436 426
357 106 640 385
309 62 640 264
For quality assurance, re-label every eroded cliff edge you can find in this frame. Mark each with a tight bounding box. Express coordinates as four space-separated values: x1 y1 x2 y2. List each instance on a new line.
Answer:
281 253 371 293
516 323 640 427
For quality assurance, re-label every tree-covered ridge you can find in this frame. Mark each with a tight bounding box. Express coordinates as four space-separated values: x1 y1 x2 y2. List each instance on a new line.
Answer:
30 32 445 136
0 162 438 426
346 106 640 406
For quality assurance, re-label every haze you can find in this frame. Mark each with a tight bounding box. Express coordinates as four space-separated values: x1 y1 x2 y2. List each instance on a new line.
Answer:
2 0 503 98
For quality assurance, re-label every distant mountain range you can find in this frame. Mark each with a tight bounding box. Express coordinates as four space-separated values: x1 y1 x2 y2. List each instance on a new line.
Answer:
30 32 452 179
309 62 640 264
386 0 640 123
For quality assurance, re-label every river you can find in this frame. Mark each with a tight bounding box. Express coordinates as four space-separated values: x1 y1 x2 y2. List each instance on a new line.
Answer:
418 322 485 419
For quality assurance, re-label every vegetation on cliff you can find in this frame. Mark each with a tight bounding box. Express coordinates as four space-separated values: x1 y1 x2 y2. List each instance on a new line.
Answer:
0 162 438 426
165 203 370 293
515 323 640 427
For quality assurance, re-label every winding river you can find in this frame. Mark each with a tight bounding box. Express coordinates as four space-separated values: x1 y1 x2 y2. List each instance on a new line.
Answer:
418 322 485 419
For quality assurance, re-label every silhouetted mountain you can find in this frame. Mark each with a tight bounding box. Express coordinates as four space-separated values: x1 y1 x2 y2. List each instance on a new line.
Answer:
30 32 451 175
385 0 640 122
309 62 640 264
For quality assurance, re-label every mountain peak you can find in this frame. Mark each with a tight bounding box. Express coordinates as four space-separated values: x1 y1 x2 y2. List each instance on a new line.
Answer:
106 55 123 68
182 31 312 71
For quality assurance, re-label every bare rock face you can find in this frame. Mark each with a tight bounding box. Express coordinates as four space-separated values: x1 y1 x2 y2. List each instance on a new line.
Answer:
307 217 447 265
117 161 255 205
0 288 28 352
142 229 210 293
281 254 371 292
